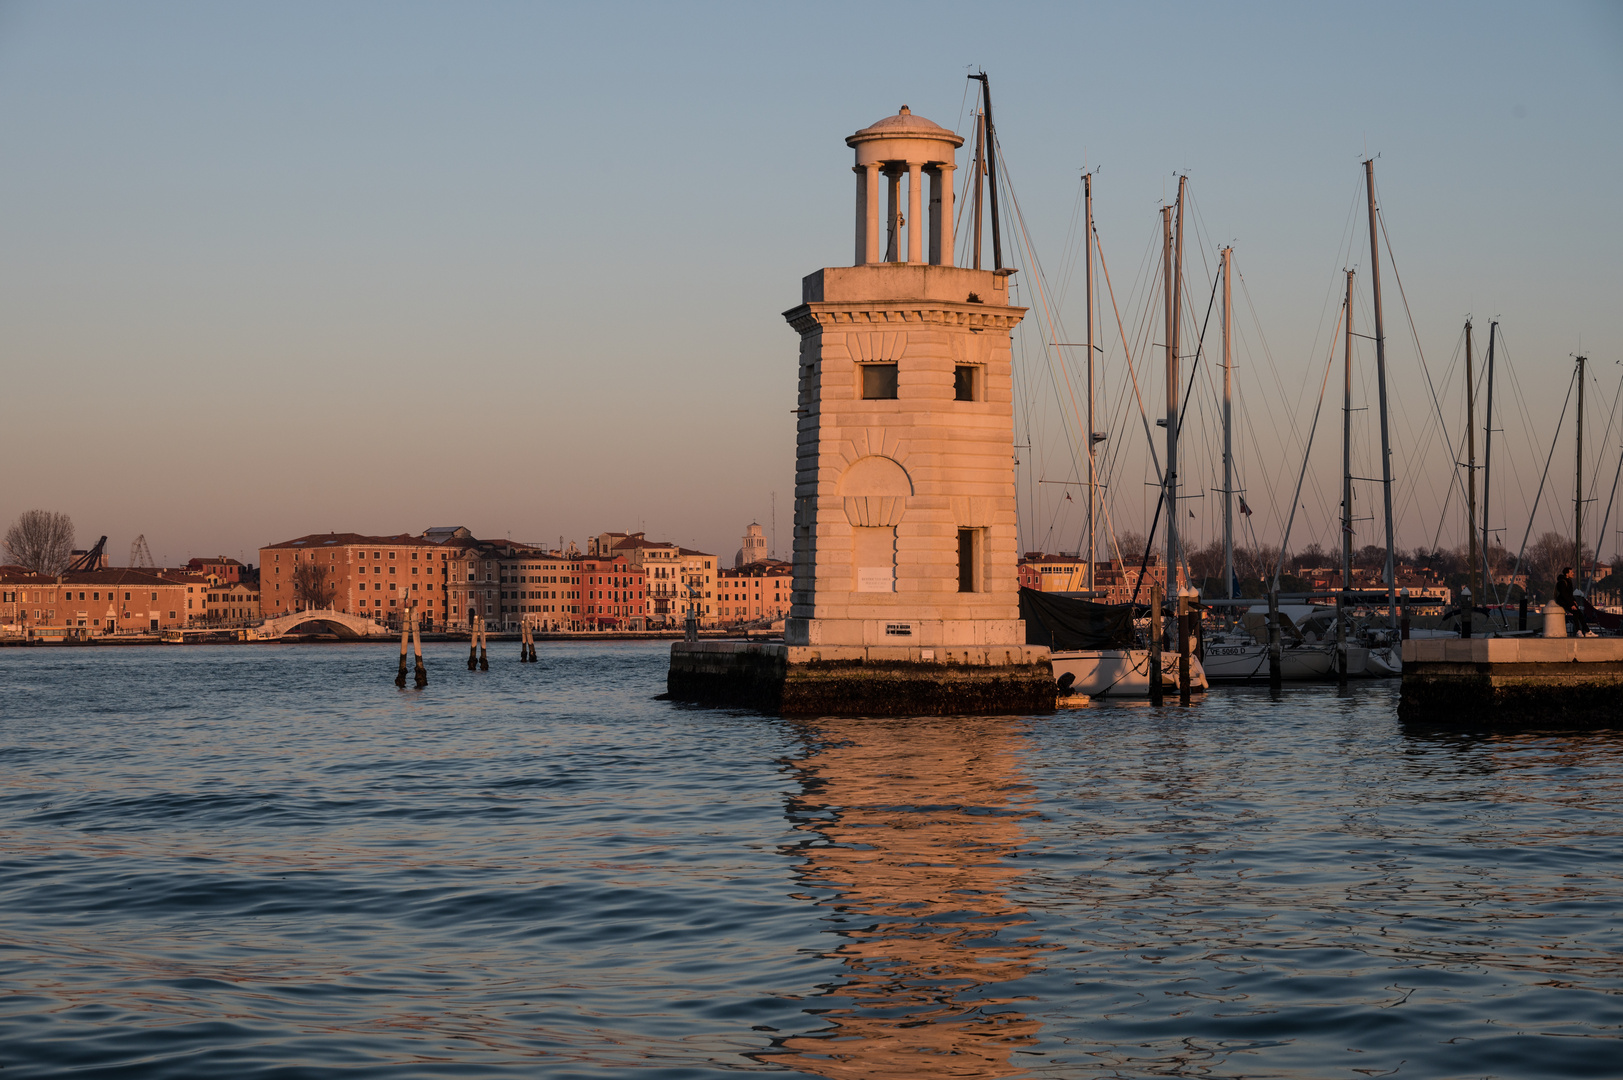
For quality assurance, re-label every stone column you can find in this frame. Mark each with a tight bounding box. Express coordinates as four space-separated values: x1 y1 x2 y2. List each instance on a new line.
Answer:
864 162 880 265
907 162 923 264
936 163 955 266
886 169 901 262
854 166 867 266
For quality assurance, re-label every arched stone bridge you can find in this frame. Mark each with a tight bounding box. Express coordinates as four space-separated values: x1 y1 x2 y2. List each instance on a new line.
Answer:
253 610 392 640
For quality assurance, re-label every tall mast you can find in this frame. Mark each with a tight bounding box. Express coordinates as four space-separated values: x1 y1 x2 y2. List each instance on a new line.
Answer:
1162 203 1177 600
1482 321 1496 600
1222 246 1234 599
1577 353 1587 578
1465 319 1478 608
971 111 984 271
1342 270 1355 614
969 73 1003 271
1085 172 1096 593
1167 175 1186 593
1363 159 1397 627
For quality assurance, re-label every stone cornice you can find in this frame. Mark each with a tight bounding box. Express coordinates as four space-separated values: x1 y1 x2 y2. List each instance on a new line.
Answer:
782 302 1028 336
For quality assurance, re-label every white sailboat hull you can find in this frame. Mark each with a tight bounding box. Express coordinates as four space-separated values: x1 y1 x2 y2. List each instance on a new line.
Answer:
1051 649 1209 698
1201 642 1369 681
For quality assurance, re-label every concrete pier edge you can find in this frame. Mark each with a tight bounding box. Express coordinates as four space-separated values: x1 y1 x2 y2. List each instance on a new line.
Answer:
668 640 1055 716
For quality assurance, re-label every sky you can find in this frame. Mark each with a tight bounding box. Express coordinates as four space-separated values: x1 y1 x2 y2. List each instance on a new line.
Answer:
1 1 1619 568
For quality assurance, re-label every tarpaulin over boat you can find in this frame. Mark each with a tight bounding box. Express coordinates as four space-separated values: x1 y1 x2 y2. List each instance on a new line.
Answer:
1020 587 1137 649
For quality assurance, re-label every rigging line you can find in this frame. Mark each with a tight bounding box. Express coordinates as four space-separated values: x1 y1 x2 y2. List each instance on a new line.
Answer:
995 142 1092 516
1093 222 1166 485
1588 371 1623 587
1376 203 1473 540
1273 299 1344 589
1509 366 1579 591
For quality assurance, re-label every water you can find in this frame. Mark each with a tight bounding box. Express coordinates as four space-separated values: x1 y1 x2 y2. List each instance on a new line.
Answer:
2 642 1621 1078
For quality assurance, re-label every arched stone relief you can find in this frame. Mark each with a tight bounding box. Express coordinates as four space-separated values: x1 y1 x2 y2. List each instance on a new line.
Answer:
838 455 911 529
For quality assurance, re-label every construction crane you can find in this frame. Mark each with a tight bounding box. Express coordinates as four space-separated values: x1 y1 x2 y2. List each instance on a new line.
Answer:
129 535 155 568
66 536 107 572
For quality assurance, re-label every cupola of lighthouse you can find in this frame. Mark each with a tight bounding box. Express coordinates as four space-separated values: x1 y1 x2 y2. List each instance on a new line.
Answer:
847 106 964 268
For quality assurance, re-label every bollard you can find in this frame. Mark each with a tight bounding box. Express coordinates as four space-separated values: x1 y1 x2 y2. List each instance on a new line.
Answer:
1542 601 1567 638
1267 587 1282 698
412 611 428 687
1177 591 1191 706
1149 584 1164 706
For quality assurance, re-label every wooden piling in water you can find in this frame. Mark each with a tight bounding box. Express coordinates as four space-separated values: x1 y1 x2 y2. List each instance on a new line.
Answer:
395 615 409 687
467 618 478 670
478 617 489 671
412 610 427 687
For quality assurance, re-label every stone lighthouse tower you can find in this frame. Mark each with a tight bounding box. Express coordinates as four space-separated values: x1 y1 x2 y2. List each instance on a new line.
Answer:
668 103 1051 714
783 105 1030 654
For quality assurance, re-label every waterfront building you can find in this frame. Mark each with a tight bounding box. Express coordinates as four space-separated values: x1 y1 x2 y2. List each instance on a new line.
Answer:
493 544 581 630
185 556 246 582
1018 552 1171 605
678 548 717 626
716 559 792 626
260 532 458 628
0 567 191 635
608 534 684 626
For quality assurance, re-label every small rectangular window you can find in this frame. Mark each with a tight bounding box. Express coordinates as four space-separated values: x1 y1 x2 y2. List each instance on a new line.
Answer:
958 528 980 593
861 363 898 400
955 365 979 401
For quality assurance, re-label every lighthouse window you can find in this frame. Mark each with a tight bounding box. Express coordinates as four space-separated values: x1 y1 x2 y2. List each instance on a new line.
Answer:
955 365 981 401
861 364 898 400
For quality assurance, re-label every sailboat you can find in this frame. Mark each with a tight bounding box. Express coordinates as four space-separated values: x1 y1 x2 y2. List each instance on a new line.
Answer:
1014 159 1205 697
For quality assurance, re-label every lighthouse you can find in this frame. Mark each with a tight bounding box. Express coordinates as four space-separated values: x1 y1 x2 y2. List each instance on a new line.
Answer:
669 104 1053 714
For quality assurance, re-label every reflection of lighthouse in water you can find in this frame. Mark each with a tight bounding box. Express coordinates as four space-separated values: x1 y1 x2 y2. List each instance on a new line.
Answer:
771 716 1048 1078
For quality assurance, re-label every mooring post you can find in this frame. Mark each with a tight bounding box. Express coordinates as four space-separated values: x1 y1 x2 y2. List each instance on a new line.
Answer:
395 613 409 687
519 620 528 662
467 617 478 670
1177 590 1191 705
527 620 537 663
412 610 427 687
1267 587 1282 697
478 617 489 671
1149 583 1164 706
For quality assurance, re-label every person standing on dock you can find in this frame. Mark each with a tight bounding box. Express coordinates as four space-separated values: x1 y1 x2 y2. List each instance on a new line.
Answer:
1556 567 1589 636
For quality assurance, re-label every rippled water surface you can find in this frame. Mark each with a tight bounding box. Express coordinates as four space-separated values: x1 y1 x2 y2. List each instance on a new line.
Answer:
3 642 1622 1078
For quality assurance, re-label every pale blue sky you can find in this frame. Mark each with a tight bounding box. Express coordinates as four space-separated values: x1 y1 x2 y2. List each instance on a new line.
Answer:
2 2 1619 566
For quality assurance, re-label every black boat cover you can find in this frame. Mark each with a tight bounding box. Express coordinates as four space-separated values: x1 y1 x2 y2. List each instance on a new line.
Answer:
1020 587 1136 649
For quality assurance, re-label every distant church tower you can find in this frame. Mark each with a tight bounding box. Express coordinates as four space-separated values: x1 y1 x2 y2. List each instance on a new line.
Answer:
782 105 1029 651
738 523 768 567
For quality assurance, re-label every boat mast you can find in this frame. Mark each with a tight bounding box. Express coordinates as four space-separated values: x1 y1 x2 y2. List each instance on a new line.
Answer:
1167 175 1185 596
1465 319 1478 609
1482 321 1496 603
1363 159 1397 627
1577 353 1587 580
1222 245 1234 600
1085 171 1096 594
1162 205 1176 603
1342 270 1355 618
969 73 1003 270
971 111 984 271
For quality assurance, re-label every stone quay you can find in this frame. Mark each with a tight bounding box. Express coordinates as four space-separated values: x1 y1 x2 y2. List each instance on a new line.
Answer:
668 103 1054 715
1399 637 1623 727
